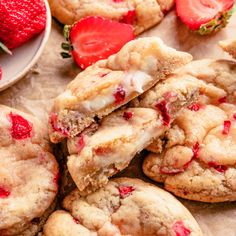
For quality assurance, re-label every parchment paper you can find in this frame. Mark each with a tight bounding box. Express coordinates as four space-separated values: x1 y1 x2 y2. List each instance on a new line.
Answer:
1 11 236 235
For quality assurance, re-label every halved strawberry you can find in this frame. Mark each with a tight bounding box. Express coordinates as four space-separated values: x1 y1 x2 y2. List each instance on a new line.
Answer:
61 16 135 69
0 0 46 49
176 0 235 35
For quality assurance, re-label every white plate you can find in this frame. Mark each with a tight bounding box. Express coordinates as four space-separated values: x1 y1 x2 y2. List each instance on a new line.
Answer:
0 0 51 91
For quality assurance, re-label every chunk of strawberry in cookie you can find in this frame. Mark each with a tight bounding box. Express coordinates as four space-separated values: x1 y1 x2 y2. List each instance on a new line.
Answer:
9 113 32 140
118 185 135 198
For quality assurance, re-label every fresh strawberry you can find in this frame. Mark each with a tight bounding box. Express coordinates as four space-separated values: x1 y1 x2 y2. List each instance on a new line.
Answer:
0 66 2 80
0 0 46 49
176 0 235 35
61 16 135 69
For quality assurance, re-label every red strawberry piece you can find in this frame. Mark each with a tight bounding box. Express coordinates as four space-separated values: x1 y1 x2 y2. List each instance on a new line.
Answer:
192 142 200 159
172 221 191 236
187 103 201 111
118 185 135 198
233 113 236 120
113 0 124 2
155 100 171 126
208 161 228 173
123 111 133 120
114 85 126 104
120 10 136 25
0 187 10 198
222 120 231 135
73 218 80 224
218 96 227 104
176 0 234 35
9 113 32 140
67 16 134 69
0 0 46 49
53 172 60 186
77 135 85 154
49 113 69 136
94 146 112 156
99 72 109 78
0 66 2 80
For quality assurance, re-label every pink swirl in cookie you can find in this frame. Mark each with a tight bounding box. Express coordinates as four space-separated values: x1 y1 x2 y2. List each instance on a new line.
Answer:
123 111 133 120
114 85 126 104
77 135 85 154
118 185 135 198
155 100 170 126
120 10 136 25
0 187 10 198
222 120 231 135
172 221 191 236
9 112 32 140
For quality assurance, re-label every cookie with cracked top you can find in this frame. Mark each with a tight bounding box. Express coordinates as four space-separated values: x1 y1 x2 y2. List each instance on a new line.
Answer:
43 178 202 236
0 105 58 235
144 59 236 202
48 0 174 35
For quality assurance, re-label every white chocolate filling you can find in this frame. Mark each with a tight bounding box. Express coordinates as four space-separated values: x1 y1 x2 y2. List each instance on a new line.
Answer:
79 70 153 113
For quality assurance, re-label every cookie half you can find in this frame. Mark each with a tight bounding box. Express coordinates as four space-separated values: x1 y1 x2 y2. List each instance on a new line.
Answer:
144 59 236 202
43 178 202 236
0 105 59 235
66 72 201 195
48 0 174 35
49 37 192 143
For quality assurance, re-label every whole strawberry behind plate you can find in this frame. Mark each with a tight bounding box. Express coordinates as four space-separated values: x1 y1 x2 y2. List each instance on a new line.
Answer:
0 0 51 92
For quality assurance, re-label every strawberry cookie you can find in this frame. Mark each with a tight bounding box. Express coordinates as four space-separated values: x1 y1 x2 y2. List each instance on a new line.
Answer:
48 0 174 35
143 59 236 202
65 72 204 195
219 38 236 60
0 105 58 235
43 178 202 236
49 37 192 143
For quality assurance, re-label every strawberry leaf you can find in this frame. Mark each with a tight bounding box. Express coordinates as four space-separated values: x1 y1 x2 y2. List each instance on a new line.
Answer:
0 42 12 55
63 25 72 41
60 52 71 58
198 9 234 35
61 42 72 51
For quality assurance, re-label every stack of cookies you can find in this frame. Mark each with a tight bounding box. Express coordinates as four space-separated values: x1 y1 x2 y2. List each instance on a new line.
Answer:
43 37 206 235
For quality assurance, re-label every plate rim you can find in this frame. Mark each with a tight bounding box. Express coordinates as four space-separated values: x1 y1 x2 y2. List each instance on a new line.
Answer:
0 0 52 91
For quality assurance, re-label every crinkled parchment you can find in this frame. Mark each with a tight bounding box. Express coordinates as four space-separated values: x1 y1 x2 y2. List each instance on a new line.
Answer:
1 11 236 235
